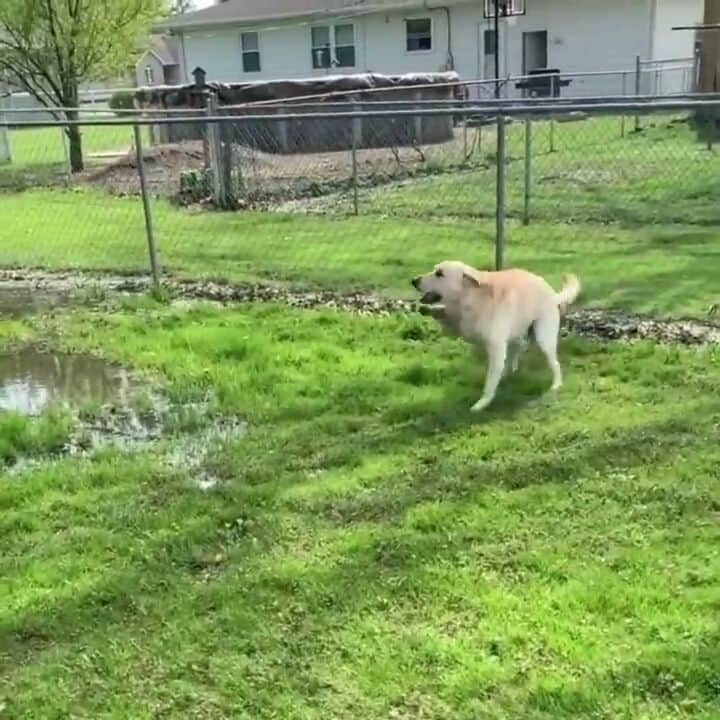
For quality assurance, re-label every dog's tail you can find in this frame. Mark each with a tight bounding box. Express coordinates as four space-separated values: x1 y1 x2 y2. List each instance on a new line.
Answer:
556 274 581 312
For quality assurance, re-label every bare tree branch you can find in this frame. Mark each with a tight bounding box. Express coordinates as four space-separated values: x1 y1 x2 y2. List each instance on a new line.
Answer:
0 0 166 170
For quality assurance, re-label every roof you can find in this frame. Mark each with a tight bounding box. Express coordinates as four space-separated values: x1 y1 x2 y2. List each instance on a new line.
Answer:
155 0 444 32
138 36 181 66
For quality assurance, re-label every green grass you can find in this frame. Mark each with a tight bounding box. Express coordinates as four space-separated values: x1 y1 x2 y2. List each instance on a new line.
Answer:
0 125 144 188
1 115 718 318
366 116 720 227
5 125 137 168
0 186 718 317
2 300 720 718
0 410 74 465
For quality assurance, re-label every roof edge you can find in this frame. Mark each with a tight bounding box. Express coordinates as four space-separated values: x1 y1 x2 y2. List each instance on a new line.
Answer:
154 1 432 33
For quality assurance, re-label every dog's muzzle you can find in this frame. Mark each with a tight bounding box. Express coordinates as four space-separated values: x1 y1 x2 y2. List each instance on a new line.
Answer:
420 291 443 305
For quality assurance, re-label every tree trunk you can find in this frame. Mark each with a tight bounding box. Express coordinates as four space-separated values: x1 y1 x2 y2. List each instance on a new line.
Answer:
698 0 720 92
64 109 84 173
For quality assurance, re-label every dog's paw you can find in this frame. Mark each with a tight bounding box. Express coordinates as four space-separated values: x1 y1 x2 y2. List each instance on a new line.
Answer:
470 398 492 413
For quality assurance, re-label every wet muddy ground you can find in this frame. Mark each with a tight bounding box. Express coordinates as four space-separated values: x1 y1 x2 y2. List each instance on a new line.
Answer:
0 345 245 486
1 268 719 345
1 268 717 480
0 346 136 416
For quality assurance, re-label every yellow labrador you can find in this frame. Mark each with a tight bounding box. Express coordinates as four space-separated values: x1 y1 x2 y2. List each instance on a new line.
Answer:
412 261 580 412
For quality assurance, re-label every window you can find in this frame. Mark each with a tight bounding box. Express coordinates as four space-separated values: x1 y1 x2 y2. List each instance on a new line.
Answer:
483 0 526 18
334 24 356 67
311 23 356 69
406 18 432 52
144 65 154 85
483 29 496 56
241 32 261 73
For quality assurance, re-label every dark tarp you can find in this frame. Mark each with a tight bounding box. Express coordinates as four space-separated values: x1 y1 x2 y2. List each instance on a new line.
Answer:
135 72 460 108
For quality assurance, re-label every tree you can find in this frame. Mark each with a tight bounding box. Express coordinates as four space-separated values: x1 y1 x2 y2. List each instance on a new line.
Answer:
172 0 194 12
697 0 720 92
0 0 167 172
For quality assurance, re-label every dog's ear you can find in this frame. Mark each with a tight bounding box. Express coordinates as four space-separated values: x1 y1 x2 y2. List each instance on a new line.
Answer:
463 272 492 296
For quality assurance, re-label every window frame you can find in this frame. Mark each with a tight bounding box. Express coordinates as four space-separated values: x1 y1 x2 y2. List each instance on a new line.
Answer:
483 0 526 19
310 23 357 70
241 31 262 73
144 65 155 85
405 16 433 54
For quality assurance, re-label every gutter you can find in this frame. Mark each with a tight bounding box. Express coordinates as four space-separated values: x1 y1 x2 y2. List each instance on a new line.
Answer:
155 0 455 34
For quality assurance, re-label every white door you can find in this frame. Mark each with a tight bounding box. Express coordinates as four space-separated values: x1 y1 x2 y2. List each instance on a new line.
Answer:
477 23 509 97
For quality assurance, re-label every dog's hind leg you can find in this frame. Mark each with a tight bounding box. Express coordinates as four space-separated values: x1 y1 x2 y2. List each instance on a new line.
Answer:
533 312 563 391
471 341 507 413
506 337 529 376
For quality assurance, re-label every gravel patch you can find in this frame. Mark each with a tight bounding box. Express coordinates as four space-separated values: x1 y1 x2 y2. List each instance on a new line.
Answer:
1 268 719 345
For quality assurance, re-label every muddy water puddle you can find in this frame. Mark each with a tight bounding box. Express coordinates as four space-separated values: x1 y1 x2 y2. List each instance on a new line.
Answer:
0 347 139 416
0 286 76 317
0 346 245 484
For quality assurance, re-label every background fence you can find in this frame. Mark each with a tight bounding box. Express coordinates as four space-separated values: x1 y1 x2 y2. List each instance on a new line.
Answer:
1 94 719 316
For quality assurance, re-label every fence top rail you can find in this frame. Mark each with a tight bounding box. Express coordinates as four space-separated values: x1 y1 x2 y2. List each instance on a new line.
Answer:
3 98 720 129
1 64 697 117
127 64 696 112
640 56 695 64
218 92 719 112
2 92 718 117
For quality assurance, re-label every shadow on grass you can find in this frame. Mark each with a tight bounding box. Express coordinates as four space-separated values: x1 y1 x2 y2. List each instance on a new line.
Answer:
3 398 715 666
304 404 714 527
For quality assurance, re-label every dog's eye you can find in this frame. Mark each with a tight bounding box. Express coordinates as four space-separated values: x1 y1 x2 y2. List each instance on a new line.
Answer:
435 269 444 278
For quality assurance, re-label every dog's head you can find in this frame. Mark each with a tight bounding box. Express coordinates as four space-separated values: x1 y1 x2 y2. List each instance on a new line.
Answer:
412 261 487 305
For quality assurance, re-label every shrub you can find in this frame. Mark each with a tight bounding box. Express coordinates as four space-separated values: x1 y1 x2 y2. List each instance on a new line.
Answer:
109 91 136 116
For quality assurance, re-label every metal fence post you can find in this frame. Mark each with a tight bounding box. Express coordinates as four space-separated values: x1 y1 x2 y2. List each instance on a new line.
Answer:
60 127 71 185
351 102 360 215
549 75 556 153
495 114 506 270
708 115 714 152
133 124 160 289
634 55 642 132
620 71 627 138
207 92 229 207
523 117 532 226
0 88 12 166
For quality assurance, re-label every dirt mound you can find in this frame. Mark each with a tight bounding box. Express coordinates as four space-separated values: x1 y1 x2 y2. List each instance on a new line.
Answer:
82 142 205 195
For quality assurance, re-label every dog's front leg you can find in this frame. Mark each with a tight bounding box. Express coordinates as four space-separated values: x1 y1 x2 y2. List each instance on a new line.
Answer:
471 341 507 413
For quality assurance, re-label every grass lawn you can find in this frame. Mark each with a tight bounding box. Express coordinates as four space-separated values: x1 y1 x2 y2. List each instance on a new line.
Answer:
0 186 718 318
0 125 145 189
1 115 718 317
5 125 137 167
2 300 720 718
369 119 720 227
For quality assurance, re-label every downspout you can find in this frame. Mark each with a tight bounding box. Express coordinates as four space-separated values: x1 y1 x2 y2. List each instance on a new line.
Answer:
177 32 190 83
424 1 454 70
647 0 658 61
440 6 455 71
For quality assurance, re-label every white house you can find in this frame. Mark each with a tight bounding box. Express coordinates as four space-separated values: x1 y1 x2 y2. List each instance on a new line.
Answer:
154 0 703 96
134 36 183 89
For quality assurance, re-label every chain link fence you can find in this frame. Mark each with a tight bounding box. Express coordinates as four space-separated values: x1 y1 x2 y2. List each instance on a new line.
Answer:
1 95 719 307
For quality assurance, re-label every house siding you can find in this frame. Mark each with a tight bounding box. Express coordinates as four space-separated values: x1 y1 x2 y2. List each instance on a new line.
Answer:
136 53 166 87
653 0 703 60
176 0 702 95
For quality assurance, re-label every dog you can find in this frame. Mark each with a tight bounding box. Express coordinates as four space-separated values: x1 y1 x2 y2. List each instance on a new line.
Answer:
412 262 581 412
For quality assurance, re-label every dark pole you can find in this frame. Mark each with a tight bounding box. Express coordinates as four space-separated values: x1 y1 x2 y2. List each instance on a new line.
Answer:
494 0 501 98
